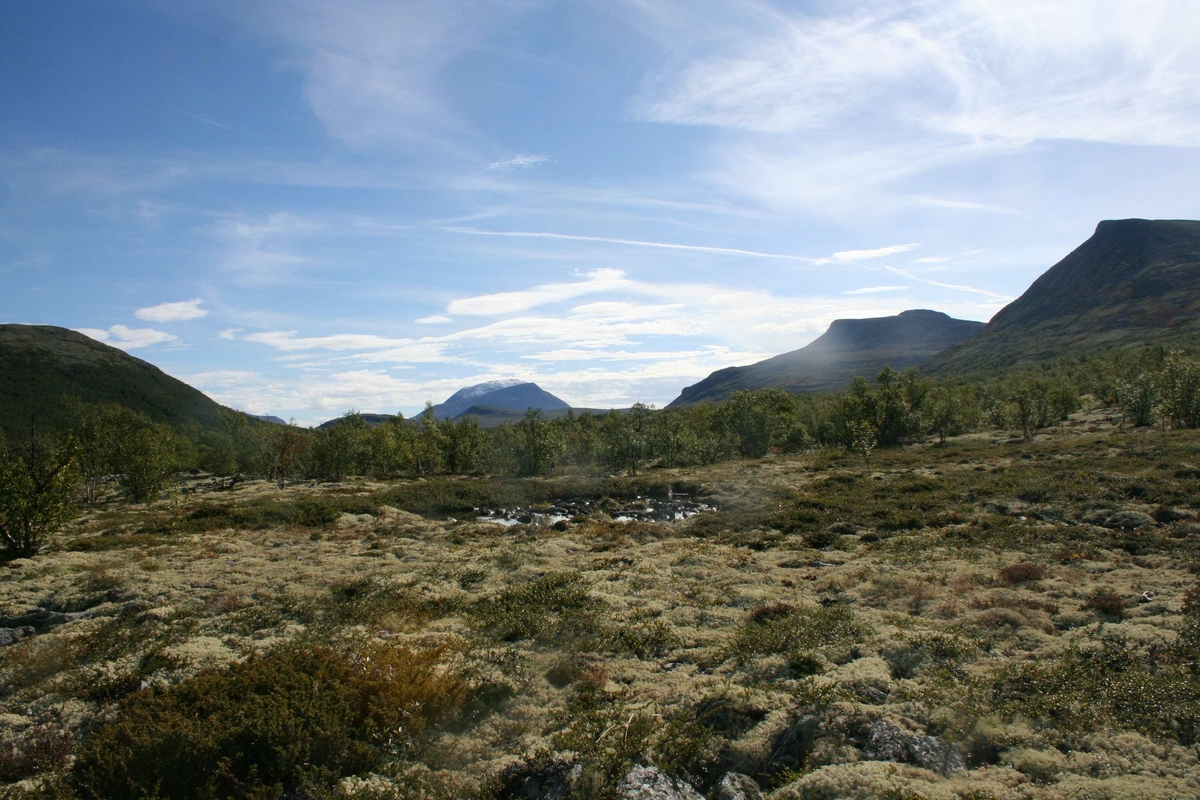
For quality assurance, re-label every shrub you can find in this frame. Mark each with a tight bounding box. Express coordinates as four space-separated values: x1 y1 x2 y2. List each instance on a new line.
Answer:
0 723 73 783
471 572 597 643
549 682 715 795
998 562 1045 586
1117 373 1158 427
604 617 679 659
803 528 843 550
728 602 868 662
72 641 467 800
1082 588 1128 619
969 637 1200 743
1157 351 1200 429
293 494 339 527
0 436 79 559
118 423 178 503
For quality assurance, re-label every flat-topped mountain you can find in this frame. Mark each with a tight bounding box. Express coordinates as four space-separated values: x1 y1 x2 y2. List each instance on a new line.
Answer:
0 324 229 440
431 380 569 420
928 219 1200 374
669 310 985 406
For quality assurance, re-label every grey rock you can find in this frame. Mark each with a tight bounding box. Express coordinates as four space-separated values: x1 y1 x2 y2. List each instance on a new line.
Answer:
0 626 35 646
1103 511 1156 531
862 721 965 776
617 765 703 800
497 759 581 800
0 609 86 633
765 714 820 774
712 772 763 800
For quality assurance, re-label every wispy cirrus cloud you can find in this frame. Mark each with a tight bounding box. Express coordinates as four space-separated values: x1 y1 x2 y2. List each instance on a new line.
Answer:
883 266 1012 301
446 268 633 315
630 0 1200 216
843 286 909 295
443 227 819 263
216 213 315 286
636 0 1200 147
488 153 550 170
233 0 541 152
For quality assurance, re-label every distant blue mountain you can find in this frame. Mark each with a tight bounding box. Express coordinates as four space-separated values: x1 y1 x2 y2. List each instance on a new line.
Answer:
251 414 288 425
431 380 569 420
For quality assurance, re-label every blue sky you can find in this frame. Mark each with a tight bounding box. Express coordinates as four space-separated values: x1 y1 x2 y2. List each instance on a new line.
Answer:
4 0 1200 424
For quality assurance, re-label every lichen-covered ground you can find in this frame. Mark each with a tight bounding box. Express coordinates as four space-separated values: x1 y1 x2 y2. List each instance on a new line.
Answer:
3 404 1200 799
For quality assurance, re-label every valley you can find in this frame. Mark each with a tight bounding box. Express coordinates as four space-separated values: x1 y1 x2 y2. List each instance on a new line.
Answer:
2 404 1199 799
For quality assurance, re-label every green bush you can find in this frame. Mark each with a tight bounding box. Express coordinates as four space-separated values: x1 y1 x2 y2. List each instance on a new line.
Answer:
0 435 79 558
72 641 468 800
471 572 597 644
548 683 715 797
968 637 1200 743
728 602 868 662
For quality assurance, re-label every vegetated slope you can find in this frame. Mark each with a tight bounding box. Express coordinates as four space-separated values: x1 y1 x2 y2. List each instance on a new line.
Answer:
431 380 570 420
317 413 397 430
447 405 613 429
0 324 228 440
928 219 1200 375
669 310 985 406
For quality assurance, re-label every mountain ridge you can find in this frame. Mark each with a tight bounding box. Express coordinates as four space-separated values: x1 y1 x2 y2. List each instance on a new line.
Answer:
669 309 985 406
927 219 1200 374
430 381 569 420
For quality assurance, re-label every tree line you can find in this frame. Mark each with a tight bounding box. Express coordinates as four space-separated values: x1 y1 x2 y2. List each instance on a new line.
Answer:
3 350 1200 558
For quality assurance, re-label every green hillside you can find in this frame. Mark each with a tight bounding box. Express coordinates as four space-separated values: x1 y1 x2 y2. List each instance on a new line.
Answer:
928 219 1200 375
0 324 229 441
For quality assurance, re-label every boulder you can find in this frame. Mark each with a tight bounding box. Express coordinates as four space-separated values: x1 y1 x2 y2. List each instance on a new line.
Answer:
1151 506 1192 524
0 626 35 647
616 765 703 800
0 609 88 633
496 758 581 800
861 720 964 776
1103 511 1156 531
712 772 763 800
764 714 821 774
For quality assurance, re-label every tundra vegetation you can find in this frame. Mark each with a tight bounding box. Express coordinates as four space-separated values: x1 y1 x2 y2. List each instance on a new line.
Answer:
1 350 1200 798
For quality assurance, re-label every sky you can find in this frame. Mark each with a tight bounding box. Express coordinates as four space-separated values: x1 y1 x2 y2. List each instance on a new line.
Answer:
3 0 1200 425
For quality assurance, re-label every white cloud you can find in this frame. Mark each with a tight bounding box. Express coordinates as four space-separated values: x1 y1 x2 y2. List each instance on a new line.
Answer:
817 243 920 265
185 370 259 387
135 298 208 322
488 153 550 170
77 325 177 350
842 286 909 295
219 328 242 340
245 331 421 351
416 315 452 324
